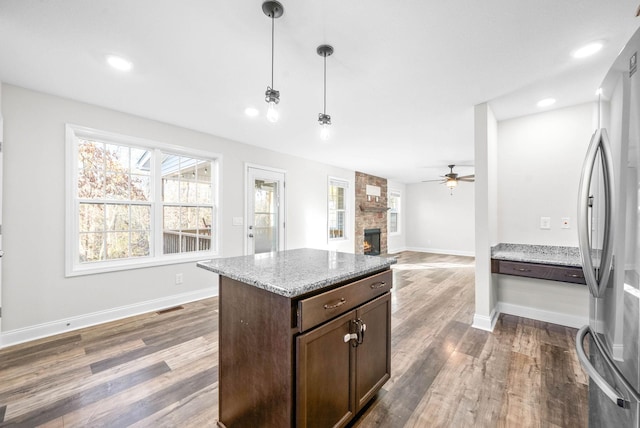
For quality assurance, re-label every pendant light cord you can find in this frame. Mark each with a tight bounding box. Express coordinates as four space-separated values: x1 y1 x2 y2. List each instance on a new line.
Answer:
323 54 327 115
271 14 275 88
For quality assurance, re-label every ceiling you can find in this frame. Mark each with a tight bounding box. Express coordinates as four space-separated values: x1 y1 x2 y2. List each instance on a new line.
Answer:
0 1 638 183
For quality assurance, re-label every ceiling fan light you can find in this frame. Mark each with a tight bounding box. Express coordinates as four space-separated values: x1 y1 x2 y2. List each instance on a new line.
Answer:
446 178 457 188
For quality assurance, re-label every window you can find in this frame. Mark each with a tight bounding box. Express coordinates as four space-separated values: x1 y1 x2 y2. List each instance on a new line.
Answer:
388 190 401 234
66 125 219 276
328 178 348 240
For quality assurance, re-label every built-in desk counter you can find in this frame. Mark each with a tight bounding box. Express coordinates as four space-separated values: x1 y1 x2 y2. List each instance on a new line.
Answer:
491 243 586 285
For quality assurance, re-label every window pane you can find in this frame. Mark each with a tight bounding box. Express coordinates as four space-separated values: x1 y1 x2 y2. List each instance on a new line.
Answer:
131 205 151 230
199 207 213 235
105 172 130 200
181 180 197 204
131 231 150 257
105 144 130 173
130 147 149 175
329 185 345 210
105 204 130 231
106 232 130 259
79 232 104 262
197 182 212 204
163 177 180 203
78 140 105 199
181 206 198 230
328 180 348 240
164 206 180 230
390 213 398 233
79 203 104 232
131 174 150 201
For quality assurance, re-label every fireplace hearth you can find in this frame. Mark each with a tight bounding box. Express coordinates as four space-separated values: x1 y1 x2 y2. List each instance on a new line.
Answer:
364 228 381 255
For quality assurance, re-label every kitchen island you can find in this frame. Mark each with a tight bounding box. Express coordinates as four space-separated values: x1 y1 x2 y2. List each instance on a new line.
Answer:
197 248 396 428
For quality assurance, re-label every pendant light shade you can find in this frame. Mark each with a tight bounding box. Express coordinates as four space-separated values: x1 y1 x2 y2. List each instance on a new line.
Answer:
317 44 333 140
262 1 284 123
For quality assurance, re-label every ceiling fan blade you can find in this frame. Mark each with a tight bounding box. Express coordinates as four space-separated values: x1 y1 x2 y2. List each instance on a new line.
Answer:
457 174 475 180
457 178 475 182
422 179 445 183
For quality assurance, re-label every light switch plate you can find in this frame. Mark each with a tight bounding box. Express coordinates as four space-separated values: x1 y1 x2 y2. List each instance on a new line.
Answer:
540 217 551 230
232 216 243 226
561 217 570 229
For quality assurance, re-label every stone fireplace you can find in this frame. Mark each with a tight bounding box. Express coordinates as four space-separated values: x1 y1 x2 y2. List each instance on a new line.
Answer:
355 171 388 254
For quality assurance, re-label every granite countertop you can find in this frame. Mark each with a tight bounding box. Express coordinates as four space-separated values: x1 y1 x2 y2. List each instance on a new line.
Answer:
197 248 397 298
491 243 582 267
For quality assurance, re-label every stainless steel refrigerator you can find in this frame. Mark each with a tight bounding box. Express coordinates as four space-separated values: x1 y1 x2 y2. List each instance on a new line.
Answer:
576 26 640 427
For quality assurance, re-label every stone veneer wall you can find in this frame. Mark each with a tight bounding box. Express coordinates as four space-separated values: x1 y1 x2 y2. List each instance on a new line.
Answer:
355 171 388 254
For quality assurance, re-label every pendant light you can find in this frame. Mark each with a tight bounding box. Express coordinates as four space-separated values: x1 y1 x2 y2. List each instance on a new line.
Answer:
317 44 334 140
262 1 284 123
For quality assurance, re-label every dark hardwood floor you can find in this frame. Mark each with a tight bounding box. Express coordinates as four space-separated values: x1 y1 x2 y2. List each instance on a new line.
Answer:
0 251 588 427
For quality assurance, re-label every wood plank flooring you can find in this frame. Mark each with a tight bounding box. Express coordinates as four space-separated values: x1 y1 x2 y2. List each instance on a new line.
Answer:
0 251 588 427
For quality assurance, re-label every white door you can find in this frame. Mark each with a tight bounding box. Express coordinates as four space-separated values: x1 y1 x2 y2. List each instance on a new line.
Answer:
246 165 286 255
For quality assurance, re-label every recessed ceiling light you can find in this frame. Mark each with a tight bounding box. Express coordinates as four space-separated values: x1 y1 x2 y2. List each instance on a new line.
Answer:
572 42 603 59
244 107 259 117
106 55 133 71
537 98 556 108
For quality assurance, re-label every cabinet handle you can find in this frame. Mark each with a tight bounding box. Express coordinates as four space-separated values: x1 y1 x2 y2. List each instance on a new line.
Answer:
370 281 386 289
343 333 358 343
565 273 584 279
324 298 346 310
514 267 531 272
356 318 366 345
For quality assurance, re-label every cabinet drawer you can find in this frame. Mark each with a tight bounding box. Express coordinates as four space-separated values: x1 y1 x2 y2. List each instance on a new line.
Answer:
491 259 586 284
297 270 392 332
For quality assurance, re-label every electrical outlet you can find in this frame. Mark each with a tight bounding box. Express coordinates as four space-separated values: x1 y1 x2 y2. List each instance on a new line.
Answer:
540 217 551 230
175 273 184 285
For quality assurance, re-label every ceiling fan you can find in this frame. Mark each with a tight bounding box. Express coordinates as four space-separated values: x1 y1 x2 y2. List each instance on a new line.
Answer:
423 164 475 192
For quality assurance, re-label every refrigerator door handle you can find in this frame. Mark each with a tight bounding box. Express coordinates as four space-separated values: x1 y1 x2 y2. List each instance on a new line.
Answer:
576 325 639 408
598 128 615 296
577 128 615 298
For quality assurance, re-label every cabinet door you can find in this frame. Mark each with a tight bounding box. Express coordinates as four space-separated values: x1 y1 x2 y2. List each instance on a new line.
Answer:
296 310 356 428
355 293 391 410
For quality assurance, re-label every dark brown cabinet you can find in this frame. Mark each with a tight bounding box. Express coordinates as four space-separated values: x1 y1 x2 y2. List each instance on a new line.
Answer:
217 269 392 428
296 293 391 428
491 259 586 284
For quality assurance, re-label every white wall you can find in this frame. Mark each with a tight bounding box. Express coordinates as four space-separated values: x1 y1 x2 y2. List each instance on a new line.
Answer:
493 102 594 328
386 180 407 254
497 102 595 245
405 181 474 256
0 84 356 345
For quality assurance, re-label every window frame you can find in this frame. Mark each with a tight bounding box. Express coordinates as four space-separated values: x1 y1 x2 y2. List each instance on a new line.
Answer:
65 124 221 277
327 176 349 241
388 189 401 235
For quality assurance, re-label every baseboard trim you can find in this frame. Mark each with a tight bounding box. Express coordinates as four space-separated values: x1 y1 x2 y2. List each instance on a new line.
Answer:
472 308 498 332
387 247 408 254
0 288 217 350
404 246 475 257
497 302 587 329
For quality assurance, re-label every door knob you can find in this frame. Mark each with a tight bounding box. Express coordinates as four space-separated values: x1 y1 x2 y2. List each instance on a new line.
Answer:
248 234 254 238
